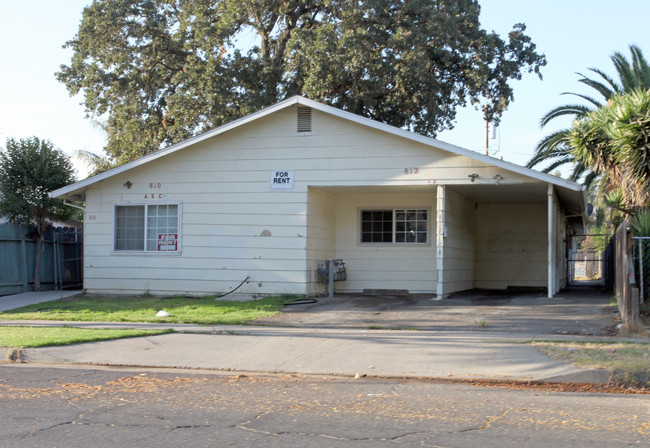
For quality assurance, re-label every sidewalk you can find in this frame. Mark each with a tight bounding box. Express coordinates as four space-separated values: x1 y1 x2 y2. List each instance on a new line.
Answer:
0 290 82 312
3 320 614 384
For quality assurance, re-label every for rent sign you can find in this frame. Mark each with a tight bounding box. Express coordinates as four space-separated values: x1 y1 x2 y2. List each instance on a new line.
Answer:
270 170 294 190
157 233 178 251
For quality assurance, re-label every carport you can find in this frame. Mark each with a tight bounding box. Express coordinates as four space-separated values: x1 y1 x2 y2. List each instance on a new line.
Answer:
307 175 585 299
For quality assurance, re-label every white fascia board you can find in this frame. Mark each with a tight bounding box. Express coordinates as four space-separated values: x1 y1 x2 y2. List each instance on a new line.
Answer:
51 95 583 198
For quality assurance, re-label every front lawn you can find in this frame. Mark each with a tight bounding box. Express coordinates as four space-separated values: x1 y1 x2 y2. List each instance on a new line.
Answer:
0 326 172 348
0 294 297 325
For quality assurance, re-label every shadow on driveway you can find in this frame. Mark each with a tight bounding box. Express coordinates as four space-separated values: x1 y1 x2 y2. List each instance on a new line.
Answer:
254 287 617 336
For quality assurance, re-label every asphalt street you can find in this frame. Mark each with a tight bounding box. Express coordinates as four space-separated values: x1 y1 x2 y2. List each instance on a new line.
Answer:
0 365 647 448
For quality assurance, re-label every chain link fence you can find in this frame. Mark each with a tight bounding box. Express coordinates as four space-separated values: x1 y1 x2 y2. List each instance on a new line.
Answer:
633 237 650 304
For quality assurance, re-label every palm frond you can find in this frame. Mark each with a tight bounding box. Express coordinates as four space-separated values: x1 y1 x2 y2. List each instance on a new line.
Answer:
562 92 604 108
583 68 621 96
577 72 618 99
581 171 601 189
629 45 650 89
611 50 638 92
535 129 571 152
539 156 576 173
75 150 115 177
527 129 580 174
539 104 593 127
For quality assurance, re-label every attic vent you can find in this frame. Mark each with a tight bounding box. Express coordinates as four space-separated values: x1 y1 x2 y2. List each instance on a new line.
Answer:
297 107 312 133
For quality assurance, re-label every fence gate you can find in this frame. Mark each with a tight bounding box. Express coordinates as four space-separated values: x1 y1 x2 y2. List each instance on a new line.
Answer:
53 227 84 291
568 234 610 285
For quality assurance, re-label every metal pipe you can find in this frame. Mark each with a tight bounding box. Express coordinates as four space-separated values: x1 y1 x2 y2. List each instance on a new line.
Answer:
328 259 334 298
53 232 60 291
640 239 645 304
63 201 86 211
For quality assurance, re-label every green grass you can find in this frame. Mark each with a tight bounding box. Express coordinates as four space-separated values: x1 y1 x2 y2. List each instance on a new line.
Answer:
0 326 173 348
0 294 298 325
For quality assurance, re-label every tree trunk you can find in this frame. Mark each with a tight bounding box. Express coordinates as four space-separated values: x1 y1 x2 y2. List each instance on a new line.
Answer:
33 230 42 292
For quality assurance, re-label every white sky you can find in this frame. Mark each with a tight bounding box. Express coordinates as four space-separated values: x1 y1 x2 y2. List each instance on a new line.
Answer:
1 0 649 179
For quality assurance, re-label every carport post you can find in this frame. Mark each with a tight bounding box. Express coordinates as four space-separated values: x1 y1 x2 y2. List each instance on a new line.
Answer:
547 184 555 298
436 185 446 299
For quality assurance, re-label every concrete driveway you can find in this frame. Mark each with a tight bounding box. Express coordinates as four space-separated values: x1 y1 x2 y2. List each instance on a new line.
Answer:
254 287 617 336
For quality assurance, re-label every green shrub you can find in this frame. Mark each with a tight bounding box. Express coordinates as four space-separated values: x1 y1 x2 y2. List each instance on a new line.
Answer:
630 209 650 236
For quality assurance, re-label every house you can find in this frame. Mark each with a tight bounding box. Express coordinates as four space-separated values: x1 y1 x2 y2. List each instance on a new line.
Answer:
51 96 586 298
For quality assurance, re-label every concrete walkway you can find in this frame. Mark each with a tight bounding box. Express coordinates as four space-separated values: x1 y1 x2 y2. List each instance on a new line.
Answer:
0 290 82 312
1 320 617 384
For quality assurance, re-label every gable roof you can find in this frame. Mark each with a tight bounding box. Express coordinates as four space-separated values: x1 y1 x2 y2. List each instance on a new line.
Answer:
51 96 585 213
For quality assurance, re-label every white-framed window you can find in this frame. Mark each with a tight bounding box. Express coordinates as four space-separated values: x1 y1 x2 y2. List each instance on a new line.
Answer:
360 209 428 244
114 203 180 252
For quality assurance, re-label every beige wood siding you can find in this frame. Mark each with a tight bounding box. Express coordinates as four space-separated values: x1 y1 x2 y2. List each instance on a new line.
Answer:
441 188 476 294
333 192 437 294
81 105 554 296
475 203 547 289
306 188 336 294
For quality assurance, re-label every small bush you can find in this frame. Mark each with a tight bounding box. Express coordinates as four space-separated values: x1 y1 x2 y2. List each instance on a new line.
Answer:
630 209 650 236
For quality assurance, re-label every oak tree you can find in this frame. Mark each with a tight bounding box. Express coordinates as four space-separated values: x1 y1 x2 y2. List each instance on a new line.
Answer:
58 0 546 166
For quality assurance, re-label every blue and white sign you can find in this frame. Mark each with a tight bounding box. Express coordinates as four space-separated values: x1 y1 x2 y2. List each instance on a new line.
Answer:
270 170 295 190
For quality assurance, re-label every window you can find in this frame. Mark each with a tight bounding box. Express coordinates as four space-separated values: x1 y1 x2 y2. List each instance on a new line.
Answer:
361 209 428 244
115 204 180 252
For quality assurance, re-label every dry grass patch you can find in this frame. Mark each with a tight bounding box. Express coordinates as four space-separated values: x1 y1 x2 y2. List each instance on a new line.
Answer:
533 340 650 387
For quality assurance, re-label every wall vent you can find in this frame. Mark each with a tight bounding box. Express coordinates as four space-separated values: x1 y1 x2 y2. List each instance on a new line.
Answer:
297 107 312 133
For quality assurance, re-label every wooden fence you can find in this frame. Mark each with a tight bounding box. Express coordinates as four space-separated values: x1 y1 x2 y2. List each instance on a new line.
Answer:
614 220 640 330
0 223 83 296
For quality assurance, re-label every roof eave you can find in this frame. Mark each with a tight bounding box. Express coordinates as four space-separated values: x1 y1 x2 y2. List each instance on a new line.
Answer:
51 95 584 199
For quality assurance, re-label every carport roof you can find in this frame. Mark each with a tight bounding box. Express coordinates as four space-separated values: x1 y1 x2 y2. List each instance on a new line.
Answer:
51 96 586 218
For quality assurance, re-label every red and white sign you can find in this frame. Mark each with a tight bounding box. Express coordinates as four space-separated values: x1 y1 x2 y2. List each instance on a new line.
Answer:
157 233 178 251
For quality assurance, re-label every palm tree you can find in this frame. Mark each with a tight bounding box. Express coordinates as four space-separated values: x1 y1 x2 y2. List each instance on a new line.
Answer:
527 45 650 184
75 150 116 178
568 88 650 212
